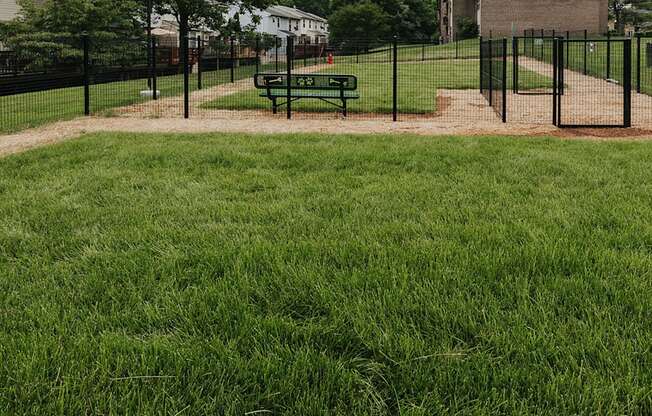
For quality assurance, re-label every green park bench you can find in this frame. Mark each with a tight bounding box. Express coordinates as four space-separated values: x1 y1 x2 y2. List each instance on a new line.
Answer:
254 73 359 117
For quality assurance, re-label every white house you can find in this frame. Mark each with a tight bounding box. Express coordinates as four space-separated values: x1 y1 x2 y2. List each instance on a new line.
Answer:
229 4 329 45
0 0 19 22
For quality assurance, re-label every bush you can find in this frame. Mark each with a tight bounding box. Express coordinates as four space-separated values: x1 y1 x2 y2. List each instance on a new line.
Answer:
456 16 479 40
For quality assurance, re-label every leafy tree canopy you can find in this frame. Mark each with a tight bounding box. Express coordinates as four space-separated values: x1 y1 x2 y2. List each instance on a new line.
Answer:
328 1 391 46
282 0 438 41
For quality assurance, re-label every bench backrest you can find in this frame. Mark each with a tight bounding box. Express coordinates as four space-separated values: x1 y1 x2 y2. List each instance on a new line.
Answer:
254 73 357 91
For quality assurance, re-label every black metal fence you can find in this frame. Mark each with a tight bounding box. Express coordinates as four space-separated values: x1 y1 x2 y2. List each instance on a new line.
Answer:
3 29 652 133
1 34 493 132
553 38 632 128
480 38 507 122
517 29 645 127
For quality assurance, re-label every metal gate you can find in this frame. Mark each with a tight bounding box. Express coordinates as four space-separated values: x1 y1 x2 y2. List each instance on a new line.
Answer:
553 38 632 128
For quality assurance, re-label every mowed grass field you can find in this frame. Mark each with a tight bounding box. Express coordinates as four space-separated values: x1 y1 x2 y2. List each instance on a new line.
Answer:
203 60 551 114
1 132 651 414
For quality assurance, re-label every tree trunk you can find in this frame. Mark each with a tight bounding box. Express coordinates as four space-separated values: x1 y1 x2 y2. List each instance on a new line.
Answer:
179 12 189 66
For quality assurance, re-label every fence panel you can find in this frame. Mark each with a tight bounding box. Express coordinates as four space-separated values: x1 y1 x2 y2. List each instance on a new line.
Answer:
481 38 507 122
557 39 631 128
0 35 85 134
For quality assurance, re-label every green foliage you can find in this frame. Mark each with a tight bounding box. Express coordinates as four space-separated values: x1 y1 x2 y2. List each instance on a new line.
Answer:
609 0 652 33
153 0 271 35
0 0 144 65
328 2 392 45
282 0 437 41
456 16 478 40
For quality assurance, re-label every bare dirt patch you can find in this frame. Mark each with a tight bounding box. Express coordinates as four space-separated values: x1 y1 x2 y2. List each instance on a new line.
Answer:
114 63 327 119
2 114 650 159
512 57 652 126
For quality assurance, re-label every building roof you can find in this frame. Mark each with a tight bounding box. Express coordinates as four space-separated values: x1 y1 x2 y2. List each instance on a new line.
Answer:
266 5 327 22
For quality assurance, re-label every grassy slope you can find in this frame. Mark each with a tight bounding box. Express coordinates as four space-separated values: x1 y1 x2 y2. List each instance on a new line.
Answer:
1 132 651 415
366 39 481 60
202 61 551 114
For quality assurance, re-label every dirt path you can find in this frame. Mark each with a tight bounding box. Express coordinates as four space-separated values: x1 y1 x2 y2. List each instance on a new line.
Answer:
512 57 652 125
114 63 328 118
3 114 652 158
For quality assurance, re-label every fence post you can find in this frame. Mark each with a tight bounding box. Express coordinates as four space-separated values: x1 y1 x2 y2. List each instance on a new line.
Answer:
303 43 307 67
152 38 157 100
624 38 632 127
488 39 493 106
553 38 558 126
147 0 152 89
456 39 459 59
512 37 518 94
421 43 425 61
197 36 202 90
230 37 235 83
502 38 507 123
255 35 260 74
540 29 545 60
183 35 189 119
82 34 90 116
607 33 611 79
584 29 588 75
393 36 398 122
559 37 565 96
275 37 279 72
566 31 570 69
479 36 483 94
287 36 293 120
636 34 641 94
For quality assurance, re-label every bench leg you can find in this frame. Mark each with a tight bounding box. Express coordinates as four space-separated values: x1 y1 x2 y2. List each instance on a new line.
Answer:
343 99 347 117
272 98 277 115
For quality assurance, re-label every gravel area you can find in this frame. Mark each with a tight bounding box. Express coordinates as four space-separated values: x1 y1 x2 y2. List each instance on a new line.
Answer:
2 115 652 158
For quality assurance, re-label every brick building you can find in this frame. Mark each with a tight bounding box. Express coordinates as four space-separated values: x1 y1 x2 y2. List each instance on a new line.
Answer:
439 0 609 42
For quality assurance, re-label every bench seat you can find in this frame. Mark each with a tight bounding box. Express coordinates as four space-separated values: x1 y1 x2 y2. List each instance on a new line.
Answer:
259 90 360 99
254 73 359 116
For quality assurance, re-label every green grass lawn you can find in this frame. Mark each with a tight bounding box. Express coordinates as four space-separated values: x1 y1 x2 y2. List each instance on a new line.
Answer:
1 132 651 414
203 61 552 114
0 62 282 134
363 39 480 61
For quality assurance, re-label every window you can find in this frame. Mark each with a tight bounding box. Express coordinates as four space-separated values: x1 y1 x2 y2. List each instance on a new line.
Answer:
303 21 305 28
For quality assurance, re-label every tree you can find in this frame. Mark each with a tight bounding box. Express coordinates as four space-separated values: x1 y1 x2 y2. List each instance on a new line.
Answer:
608 0 652 33
152 0 272 71
0 0 145 68
456 16 478 40
609 0 628 33
328 0 437 41
328 2 392 47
